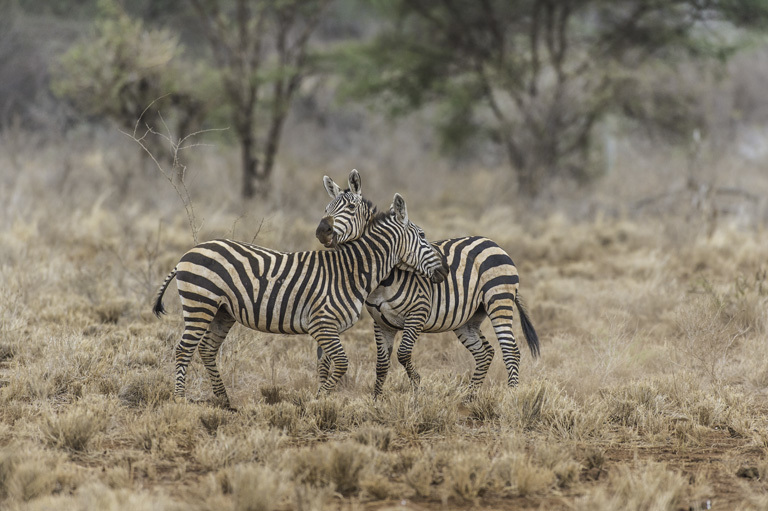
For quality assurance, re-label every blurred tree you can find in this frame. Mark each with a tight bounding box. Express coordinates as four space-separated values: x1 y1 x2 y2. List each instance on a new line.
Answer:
340 0 768 196
188 0 331 198
50 1 208 179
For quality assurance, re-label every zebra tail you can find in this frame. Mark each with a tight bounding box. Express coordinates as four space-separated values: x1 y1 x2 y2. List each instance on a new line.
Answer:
153 268 177 318
515 293 540 358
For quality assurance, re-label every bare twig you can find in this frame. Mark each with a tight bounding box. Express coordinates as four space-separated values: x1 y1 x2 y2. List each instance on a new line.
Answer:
121 98 228 245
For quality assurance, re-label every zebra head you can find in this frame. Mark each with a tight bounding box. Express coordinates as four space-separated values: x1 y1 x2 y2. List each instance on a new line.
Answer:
316 169 375 249
388 193 448 284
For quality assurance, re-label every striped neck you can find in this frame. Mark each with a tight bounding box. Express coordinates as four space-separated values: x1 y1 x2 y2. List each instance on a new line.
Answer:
333 213 401 295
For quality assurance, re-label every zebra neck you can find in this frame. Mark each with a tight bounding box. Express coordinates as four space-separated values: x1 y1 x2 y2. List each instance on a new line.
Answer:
336 218 400 295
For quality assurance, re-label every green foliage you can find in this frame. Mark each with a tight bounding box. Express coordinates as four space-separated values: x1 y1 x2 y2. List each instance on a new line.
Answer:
50 1 206 130
339 0 768 195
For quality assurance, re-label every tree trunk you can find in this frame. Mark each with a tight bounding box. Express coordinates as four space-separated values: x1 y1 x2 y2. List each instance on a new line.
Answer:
500 131 539 198
241 131 258 199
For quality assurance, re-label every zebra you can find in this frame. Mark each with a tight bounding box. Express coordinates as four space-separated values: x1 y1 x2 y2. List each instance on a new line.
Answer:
153 193 448 407
316 170 539 397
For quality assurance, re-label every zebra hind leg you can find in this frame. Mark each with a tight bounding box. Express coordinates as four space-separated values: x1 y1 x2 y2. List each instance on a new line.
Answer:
373 323 397 398
317 350 332 386
175 311 215 401
198 308 236 409
487 309 521 387
454 319 495 394
312 329 349 396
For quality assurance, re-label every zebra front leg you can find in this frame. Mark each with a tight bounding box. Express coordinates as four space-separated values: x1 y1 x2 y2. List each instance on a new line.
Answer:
312 329 349 396
373 323 397 398
396 318 425 392
197 309 236 409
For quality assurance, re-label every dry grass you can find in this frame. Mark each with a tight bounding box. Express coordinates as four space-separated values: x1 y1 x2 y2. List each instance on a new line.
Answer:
1 126 768 510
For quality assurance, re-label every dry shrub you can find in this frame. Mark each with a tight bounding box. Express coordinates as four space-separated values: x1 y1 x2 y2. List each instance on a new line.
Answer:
574 462 708 511
487 452 554 497
42 404 107 452
673 292 744 382
724 271 768 336
288 441 374 497
8 460 61 502
2 359 83 403
128 402 203 454
195 430 284 471
502 380 604 439
359 472 395 501
0 445 69 503
199 407 230 436
228 464 286 511
404 457 438 499
403 446 456 499
603 381 670 436
265 402 300 434
352 425 393 452
370 380 461 436
532 444 581 489
0 445 20 500
94 299 129 324
47 482 186 511
118 371 172 407
305 397 341 432
444 451 492 502
260 385 283 405
292 483 333 511
466 386 502 422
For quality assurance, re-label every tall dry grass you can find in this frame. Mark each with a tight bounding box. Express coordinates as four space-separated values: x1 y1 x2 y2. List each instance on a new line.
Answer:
1 116 768 510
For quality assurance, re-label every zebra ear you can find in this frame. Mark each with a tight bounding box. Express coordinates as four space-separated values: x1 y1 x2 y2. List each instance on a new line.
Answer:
323 176 343 199
392 193 408 225
348 169 362 196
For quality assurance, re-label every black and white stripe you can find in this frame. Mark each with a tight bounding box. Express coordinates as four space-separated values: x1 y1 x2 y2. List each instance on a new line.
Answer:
153 193 447 407
318 172 539 397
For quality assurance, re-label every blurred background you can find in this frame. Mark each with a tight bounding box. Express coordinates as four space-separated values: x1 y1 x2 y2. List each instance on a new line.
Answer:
3 0 768 329
2 0 768 238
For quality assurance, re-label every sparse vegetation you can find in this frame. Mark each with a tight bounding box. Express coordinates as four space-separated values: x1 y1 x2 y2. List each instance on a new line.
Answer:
2 2 768 510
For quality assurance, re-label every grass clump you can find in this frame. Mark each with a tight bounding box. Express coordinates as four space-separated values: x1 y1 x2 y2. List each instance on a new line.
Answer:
224 465 286 511
195 430 284 471
118 371 172 407
574 462 707 511
288 441 374 496
42 405 107 453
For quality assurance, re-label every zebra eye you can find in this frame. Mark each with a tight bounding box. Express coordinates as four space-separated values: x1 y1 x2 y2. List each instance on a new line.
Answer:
418 231 426 239
346 204 355 211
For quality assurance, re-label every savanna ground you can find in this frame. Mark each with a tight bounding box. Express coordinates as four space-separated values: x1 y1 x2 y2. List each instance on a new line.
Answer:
1 117 768 511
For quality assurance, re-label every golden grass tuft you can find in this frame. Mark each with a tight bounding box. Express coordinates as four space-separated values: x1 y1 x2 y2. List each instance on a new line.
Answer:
574 462 709 511
42 403 107 453
288 441 374 497
2 144 768 508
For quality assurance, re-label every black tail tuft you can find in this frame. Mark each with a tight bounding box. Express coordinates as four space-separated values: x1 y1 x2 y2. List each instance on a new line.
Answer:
153 268 177 318
515 293 540 358
152 300 166 318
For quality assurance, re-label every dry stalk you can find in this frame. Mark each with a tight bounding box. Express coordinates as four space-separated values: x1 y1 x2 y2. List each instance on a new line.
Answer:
121 95 228 244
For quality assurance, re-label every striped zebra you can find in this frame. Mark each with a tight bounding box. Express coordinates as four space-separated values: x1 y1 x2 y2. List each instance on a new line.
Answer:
317 170 539 397
153 193 448 407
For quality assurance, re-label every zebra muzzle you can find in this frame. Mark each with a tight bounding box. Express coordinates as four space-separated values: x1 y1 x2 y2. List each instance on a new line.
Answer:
315 217 337 248
430 261 449 283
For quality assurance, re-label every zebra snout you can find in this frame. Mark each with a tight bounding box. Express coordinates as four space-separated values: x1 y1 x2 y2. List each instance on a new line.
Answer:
316 217 336 248
430 263 448 284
